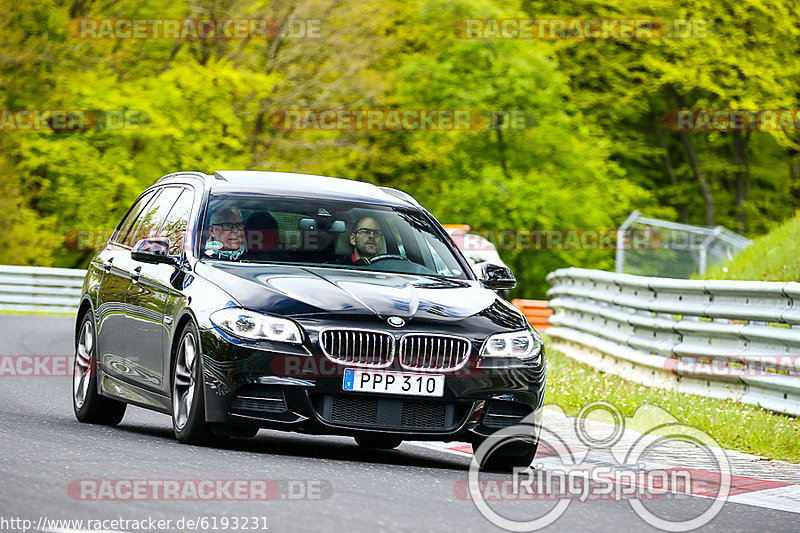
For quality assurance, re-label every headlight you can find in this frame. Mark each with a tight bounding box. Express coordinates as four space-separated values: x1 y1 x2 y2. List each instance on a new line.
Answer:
210 308 303 344
480 330 542 360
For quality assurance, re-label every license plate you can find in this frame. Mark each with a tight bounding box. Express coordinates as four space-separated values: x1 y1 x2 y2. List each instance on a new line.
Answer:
343 368 445 397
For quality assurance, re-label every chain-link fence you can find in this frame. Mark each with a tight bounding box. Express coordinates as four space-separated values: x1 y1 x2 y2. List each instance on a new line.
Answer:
615 211 752 278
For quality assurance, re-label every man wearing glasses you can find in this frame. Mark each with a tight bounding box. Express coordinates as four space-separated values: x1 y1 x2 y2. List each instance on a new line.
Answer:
206 206 246 260
344 216 384 264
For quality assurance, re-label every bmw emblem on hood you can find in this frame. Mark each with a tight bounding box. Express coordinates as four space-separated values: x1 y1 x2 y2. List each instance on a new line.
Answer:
387 316 405 328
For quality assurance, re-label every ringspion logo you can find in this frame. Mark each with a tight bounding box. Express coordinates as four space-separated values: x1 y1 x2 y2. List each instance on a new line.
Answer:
467 402 731 531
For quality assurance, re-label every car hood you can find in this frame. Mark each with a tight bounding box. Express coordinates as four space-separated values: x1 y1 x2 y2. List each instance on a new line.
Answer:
197 262 502 322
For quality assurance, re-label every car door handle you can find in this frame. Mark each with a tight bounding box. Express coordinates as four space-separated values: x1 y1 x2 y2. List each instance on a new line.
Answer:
131 267 141 284
103 258 113 273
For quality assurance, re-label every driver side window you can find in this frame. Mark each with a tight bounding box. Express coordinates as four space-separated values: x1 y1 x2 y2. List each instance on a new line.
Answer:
127 187 182 247
113 190 156 247
158 189 194 255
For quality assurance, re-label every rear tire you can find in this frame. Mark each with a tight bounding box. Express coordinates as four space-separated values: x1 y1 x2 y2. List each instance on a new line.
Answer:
72 310 127 425
172 321 216 444
355 436 402 449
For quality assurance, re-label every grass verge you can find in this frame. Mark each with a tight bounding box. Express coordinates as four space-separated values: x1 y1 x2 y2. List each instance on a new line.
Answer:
0 310 75 317
545 347 800 463
702 215 800 281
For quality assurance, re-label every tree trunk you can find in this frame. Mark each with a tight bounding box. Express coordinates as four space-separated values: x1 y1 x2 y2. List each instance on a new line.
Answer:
789 148 800 210
494 128 512 184
731 130 749 233
652 112 689 224
672 89 715 226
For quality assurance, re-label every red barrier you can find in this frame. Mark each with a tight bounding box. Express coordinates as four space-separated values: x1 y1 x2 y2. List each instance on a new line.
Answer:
512 299 552 330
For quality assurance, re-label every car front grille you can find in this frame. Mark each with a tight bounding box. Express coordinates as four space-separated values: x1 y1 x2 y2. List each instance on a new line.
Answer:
330 395 379 425
229 386 287 416
401 399 448 428
316 394 459 431
319 329 394 368
482 401 533 429
398 334 471 371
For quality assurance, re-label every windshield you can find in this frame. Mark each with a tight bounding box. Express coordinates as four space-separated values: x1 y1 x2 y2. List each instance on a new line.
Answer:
199 195 469 279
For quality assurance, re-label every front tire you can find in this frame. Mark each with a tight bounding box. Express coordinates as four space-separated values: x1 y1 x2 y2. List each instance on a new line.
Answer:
72 310 127 425
471 436 538 473
211 424 259 439
172 321 215 444
355 436 402 449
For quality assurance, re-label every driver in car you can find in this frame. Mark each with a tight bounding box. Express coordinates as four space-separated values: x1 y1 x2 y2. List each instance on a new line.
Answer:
336 216 383 264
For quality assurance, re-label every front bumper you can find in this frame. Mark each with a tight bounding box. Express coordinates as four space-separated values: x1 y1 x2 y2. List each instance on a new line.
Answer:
198 326 546 442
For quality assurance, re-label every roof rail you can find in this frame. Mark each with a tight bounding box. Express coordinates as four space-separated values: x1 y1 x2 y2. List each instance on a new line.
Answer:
156 171 208 184
379 186 419 207
213 171 227 181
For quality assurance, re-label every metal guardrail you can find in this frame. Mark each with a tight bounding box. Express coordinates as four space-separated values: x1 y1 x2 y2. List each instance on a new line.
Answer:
546 267 800 416
0 265 86 314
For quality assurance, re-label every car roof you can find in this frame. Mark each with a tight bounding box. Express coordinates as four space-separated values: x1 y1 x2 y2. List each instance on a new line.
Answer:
160 170 418 207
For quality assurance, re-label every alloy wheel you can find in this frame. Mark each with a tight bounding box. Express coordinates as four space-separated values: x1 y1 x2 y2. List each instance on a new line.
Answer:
73 320 93 409
173 331 197 430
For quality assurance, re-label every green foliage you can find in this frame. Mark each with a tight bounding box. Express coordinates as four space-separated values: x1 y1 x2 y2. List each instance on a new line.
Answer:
0 152 58 266
343 0 656 295
0 0 796 292
524 0 800 234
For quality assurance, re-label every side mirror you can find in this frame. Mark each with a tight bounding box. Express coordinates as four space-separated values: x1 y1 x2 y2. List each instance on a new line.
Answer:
131 237 178 266
480 263 516 290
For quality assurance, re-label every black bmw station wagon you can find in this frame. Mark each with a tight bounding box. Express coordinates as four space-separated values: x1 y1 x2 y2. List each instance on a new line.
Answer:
73 171 545 470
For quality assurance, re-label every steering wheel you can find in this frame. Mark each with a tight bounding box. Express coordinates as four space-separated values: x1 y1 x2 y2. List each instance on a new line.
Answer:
363 254 409 265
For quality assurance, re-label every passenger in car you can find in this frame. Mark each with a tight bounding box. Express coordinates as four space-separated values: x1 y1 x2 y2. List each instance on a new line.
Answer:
206 206 246 260
242 212 279 261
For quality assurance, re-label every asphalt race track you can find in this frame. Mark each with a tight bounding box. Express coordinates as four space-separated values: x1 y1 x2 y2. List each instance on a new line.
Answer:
0 315 797 532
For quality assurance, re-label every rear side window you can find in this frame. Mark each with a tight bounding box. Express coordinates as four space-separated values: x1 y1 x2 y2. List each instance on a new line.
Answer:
113 190 156 246
126 187 183 247
157 188 194 255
